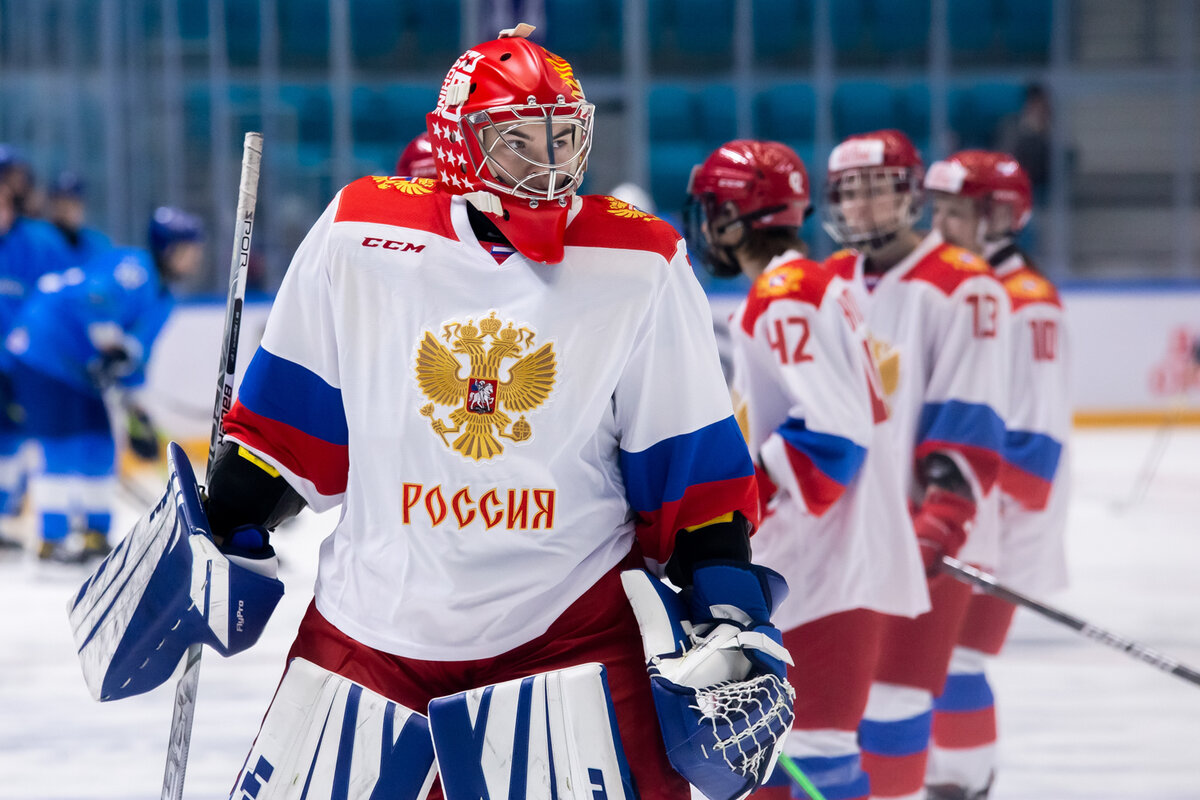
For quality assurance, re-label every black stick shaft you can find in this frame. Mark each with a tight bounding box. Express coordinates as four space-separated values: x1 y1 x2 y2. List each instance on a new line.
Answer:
941 556 1200 687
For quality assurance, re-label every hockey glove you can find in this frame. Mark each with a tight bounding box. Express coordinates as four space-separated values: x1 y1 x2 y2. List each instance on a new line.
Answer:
912 487 973 576
685 560 793 682
125 403 160 461
87 345 138 390
0 369 21 426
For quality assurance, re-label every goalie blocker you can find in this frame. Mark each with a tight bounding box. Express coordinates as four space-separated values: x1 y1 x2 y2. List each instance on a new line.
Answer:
67 441 284 701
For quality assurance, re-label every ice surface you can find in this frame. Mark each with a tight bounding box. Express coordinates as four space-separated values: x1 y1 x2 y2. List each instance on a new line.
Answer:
1 429 1197 799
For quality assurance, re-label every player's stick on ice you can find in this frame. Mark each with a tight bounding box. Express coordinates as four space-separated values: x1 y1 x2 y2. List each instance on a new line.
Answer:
941 555 1200 688
1113 393 1186 513
160 131 263 800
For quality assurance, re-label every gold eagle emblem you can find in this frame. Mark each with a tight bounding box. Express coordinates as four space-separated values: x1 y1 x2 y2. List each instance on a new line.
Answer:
606 197 651 219
373 175 436 195
415 311 557 461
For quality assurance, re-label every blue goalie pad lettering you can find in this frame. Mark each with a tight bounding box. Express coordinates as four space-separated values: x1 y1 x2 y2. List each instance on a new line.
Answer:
67 441 284 701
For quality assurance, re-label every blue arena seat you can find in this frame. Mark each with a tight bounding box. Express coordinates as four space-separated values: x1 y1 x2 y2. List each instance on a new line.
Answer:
753 0 815 63
349 0 406 65
177 0 207 40
697 84 738 148
948 0 997 59
870 0 930 61
1000 0 1052 59
673 0 734 58
353 84 436 147
278 0 329 67
223 2 260 66
649 141 709 215
279 84 333 158
899 83 931 147
649 84 698 143
753 83 817 144
950 81 1025 149
833 81 901 139
545 0 604 59
830 0 868 57
411 0 462 62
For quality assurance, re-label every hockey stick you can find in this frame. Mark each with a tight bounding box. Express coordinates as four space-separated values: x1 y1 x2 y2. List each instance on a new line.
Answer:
160 131 263 800
941 555 1200 688
778 753 829 800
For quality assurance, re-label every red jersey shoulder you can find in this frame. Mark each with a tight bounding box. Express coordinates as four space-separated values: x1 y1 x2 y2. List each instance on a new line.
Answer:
564 195 681 262
823 248 859 282
1003 266 1062 312
333 176 457 240
902 243 995 296
740 257 838 336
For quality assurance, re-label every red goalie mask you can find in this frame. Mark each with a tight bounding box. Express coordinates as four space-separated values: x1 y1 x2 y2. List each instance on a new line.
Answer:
426 25 595 264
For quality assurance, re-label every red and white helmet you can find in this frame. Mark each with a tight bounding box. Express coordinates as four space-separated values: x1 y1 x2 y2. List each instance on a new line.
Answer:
395 132 437 179
924 149 1033 236
685 140 810 276
822 129 924 248
426 24 594 263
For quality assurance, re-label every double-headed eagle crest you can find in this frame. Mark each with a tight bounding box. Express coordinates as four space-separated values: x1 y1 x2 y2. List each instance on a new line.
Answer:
415 311 556 461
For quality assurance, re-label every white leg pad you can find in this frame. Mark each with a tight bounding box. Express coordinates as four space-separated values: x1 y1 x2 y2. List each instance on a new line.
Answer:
231 658 436 800
427 662 636 800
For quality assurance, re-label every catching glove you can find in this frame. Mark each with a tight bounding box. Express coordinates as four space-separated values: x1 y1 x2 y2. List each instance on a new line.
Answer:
87 345 139 389
685 560 793 682
912 487 973 575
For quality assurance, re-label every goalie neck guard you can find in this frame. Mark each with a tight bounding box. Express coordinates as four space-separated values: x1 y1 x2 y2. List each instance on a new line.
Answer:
426 24 595 264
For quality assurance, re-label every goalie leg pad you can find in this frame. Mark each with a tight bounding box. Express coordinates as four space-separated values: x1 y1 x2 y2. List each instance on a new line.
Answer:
67 441 284 701
232 658 436 800
427 663 636 800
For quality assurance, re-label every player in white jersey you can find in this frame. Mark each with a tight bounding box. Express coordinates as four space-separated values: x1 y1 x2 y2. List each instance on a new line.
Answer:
685 140 928 800
924 151 1070 800
820 130 1010 800
201 27 783 800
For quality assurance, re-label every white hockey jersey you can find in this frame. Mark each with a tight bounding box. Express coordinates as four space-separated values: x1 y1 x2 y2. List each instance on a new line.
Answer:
729 252 928 631
223 177 758 661
825 232 1010 569
991 244 1070 594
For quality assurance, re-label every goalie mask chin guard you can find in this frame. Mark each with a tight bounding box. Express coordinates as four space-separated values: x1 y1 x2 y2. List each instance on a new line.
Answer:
822 129 924 250
426 25 595 264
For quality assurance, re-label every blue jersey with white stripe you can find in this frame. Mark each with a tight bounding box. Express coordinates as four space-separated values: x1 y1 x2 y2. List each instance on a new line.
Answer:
0 216 72 336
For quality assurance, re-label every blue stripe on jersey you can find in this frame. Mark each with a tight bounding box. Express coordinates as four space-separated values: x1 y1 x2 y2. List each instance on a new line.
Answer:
858 710 934 758
237 347 349 446
934 672 995 713
777 417 868 486
619 416 755 513
915 400 1005 454
1004 429 1062 482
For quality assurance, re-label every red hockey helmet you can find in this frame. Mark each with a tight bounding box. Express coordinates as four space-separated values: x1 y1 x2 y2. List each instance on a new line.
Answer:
685 140 811 276
395 132 437 179
822 129 924 248
426 24 594 263
924 150 1033 236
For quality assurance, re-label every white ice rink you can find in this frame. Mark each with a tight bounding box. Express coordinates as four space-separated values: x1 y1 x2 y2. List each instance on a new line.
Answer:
1 427 1198 800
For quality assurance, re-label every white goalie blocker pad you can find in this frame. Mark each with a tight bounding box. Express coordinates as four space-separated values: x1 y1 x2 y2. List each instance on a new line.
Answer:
231 658 437 800
67 441 284 701
427 663 636 800
621 570 796 800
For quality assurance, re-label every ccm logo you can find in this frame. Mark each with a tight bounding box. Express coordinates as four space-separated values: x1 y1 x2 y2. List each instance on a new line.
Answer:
361 236 426 253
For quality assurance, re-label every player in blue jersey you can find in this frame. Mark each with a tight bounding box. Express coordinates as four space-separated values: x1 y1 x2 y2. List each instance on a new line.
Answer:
0 180 73 550
46 171 113 267
1 206 204 562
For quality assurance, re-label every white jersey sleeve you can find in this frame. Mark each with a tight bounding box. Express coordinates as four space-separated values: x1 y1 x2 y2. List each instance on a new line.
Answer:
223 197 349 511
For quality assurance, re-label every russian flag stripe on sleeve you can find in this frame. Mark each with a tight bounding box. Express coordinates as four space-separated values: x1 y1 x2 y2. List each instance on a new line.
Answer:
222 347 349 498
914 400 1005 492
776 418 866 516
1000 429 1062 509
620 417 757 562
238 348 349 445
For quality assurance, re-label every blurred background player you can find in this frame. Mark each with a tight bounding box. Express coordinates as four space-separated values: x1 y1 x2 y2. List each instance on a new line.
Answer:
45 171 113 267
924 151 1070 800
0 145 44 219
393 131 437 178
686 139 929 800
198 25 781 800
1 206 203 563
820 130 1011 800
0 178 72 550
